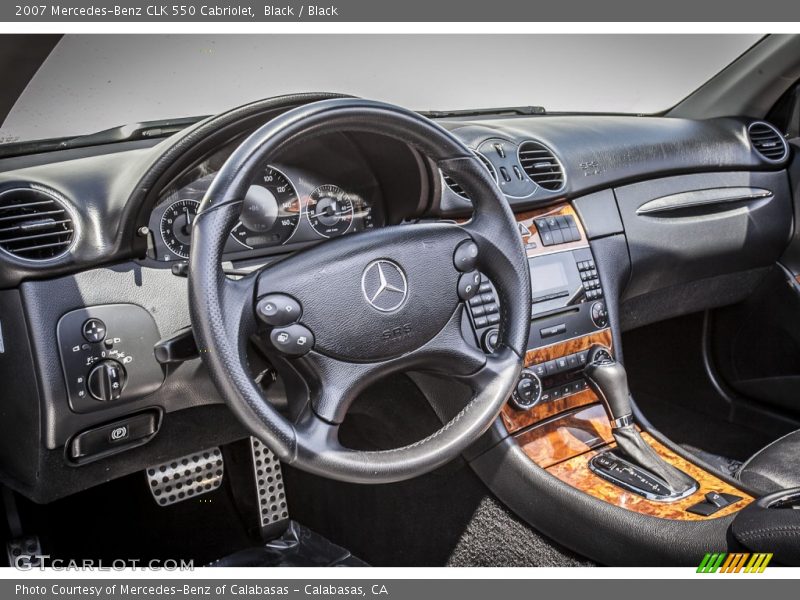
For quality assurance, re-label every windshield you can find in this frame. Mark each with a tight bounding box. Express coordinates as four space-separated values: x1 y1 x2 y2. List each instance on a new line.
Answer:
1 34 761 146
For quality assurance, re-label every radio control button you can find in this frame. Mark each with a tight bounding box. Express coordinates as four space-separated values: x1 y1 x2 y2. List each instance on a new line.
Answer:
540 323 566 338
531 363 547 378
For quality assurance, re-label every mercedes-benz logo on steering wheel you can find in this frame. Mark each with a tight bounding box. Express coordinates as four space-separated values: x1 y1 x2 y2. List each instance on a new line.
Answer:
361 260 408 312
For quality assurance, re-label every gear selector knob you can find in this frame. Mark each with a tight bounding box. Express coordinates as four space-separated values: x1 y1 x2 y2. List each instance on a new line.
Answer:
583 345 633 429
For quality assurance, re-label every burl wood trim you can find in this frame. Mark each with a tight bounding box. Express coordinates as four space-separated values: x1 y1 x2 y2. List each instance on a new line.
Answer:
546 432 753 520
515 203 588 258
524 328 612 367
515 403 613 469
500 329 613 433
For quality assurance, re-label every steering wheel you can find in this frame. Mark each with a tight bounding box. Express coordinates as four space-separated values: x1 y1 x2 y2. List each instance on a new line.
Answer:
189 98 531 483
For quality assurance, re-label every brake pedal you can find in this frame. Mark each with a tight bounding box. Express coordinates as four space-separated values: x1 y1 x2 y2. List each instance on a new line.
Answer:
250 437 289 529
146 447 224 506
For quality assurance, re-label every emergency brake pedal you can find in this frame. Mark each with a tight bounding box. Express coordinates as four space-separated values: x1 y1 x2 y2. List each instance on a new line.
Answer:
3 487 42 568
146 447 224 506
6 536 42 568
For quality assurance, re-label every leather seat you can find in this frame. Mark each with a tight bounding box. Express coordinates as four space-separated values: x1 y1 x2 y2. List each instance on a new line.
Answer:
737 429 800 494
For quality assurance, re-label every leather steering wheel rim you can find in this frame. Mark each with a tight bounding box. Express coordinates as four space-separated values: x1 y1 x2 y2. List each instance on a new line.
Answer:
189 98 531 483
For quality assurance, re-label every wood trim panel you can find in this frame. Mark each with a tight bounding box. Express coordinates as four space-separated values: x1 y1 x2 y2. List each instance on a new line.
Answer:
546 432 753 520
523 328 612 367
515 403 612 468
500 328 613 433
515 204 588 258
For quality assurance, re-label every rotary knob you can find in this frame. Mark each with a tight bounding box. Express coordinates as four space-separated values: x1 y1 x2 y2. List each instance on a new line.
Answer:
87 360 127 402
510 369 542 411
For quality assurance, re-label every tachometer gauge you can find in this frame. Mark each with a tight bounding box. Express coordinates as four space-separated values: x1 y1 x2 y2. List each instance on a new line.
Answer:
307 185 354 238
160 198 199 259
231 167 300 249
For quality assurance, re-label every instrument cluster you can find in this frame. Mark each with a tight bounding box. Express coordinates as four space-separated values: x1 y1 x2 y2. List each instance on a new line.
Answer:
150 159 378 263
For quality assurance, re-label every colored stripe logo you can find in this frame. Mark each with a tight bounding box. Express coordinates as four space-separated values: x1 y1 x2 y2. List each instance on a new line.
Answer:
697 553 773 573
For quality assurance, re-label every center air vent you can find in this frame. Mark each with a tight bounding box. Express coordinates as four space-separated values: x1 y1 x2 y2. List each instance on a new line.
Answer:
748 121 788 162
518 141 565 191
442 153 497 199
0 186 75 260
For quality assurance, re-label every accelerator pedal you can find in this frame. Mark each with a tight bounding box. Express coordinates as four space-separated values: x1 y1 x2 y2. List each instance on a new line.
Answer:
250 437 289 532
146 447 224 506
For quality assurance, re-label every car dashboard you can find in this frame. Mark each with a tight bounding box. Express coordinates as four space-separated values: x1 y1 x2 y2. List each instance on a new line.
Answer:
0 96 795 504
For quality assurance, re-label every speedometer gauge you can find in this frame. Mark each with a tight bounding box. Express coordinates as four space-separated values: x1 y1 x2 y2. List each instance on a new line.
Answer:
307 185 354 238
231 167 300 249
160 198 199 259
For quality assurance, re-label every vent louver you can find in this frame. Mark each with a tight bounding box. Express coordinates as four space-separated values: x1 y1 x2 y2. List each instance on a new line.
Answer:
748 121 788 162
518 141 565 191
0 187 75 260
442 153 496 199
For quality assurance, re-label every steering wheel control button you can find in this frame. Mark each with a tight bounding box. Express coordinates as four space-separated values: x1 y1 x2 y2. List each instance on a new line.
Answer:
482 328 500 353
256 294 302 327
86 359 127 402
453 240 479 272
82 318 107 343
510 370 542 411
270 324 315 357
458 271 482 301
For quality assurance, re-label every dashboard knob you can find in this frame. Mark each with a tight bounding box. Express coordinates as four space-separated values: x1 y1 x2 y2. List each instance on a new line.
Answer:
87 360 127 402
590 301 609 328
510 369 542 411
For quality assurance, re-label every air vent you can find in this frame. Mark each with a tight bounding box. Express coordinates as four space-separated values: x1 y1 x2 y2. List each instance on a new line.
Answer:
518 141 565 191
748 121 788 162
442 153 497 199
0 187 75 260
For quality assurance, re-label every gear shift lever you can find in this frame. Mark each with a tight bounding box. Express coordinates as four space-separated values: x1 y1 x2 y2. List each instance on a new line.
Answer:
583 345 697 500
583 346 634 429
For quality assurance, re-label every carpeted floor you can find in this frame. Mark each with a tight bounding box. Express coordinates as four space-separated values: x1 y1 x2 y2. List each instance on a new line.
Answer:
623 313 775 462
282 373 593 567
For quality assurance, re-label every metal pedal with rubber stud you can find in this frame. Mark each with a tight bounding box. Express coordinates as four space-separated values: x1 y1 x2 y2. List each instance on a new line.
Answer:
6 536 42 568
146 447 224 506
250 437 289 530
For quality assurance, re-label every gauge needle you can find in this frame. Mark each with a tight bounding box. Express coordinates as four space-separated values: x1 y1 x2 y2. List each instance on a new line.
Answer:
182 207 193 235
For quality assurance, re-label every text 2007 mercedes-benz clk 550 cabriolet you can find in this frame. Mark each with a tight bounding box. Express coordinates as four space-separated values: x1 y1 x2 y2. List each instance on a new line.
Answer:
0 33 799 567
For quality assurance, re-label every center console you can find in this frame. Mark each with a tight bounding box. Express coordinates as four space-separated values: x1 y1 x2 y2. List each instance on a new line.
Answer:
476 201 754 522
468 205 612 424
